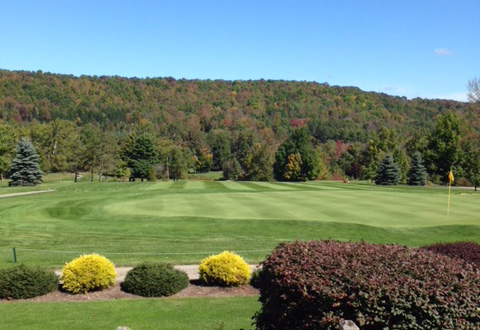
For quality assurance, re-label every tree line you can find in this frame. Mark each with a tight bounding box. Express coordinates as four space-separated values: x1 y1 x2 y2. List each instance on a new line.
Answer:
0 71 479 189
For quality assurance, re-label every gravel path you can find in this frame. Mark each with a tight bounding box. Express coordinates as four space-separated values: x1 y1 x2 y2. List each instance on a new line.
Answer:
54 265 260 282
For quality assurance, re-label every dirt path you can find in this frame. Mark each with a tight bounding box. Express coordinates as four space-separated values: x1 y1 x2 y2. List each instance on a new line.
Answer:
54 265 260 282
0 189 54 199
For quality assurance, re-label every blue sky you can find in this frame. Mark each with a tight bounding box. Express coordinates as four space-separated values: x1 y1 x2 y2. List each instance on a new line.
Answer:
1 0 478 101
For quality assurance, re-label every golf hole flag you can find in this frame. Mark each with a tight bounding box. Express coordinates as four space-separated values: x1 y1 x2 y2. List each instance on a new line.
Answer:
448 170 454 183
447 170 454 215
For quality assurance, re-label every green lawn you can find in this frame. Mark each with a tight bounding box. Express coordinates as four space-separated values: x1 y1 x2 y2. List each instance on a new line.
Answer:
0 179 479 268
0 296 259 330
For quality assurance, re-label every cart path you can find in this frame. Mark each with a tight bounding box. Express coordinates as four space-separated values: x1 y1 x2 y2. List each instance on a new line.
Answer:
54 265 261 282
0 189 54 199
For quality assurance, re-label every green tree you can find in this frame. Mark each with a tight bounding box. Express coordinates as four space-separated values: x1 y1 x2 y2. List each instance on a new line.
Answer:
361 139 381 182
194 147 213 173
222 158 243 180
424 113 464 183
95 132 119 182
375 155 400 185
79 124 102 182
124 135 158 181
407 152 427 186
0 123 18 180
461 132 480 191
341 145 362 179
231 130 255 169
274 127 320 181
361 128 406 182
157 139 189 180
207 129 231 171
29 120 79 173
168 147 189 181
393 148 409 183
8 138 43 186
241 142 273 181
66 129 86 183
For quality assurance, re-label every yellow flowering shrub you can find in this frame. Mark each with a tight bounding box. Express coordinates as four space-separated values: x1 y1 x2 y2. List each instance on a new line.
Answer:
62 254 117 294
199 251 251 287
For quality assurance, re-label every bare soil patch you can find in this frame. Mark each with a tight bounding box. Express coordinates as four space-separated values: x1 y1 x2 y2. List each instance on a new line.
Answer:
0 281 259 303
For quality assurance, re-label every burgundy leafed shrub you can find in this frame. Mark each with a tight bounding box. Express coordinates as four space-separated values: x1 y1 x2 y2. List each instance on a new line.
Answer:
254 240 480 330
421 241 480 266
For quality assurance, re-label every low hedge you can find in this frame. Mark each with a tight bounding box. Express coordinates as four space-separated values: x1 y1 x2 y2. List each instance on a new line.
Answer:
121 263 189 297
254 240 480 330
421 241 480 266
0 265 58 299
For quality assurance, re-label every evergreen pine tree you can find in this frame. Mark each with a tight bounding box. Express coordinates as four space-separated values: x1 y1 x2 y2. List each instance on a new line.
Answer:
407 152 427 186
8 138 43 187
375 155 400 185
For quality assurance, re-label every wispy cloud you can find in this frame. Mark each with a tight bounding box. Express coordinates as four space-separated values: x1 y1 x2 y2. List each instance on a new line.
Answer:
434 48 452 56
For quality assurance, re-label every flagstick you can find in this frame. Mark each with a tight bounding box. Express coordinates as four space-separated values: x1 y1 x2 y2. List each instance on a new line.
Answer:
447 181 451 216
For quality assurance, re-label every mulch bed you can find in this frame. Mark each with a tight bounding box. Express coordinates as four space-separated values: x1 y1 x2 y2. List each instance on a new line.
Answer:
0 281 259 303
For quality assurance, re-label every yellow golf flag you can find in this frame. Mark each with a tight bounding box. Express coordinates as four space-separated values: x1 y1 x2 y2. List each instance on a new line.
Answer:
447 170 454 215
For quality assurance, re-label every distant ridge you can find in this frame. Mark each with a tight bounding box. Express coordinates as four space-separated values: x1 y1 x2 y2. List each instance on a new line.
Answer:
0 69 477 142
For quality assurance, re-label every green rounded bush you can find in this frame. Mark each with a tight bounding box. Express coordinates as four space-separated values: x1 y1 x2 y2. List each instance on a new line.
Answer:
121 263 189 297
0 265 58 299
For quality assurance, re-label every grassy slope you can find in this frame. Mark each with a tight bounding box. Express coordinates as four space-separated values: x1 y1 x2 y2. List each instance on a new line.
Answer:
0 179 479 267
0 297 259 330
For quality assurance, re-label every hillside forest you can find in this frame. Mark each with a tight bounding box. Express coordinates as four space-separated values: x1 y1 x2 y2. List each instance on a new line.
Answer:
0 70 479 188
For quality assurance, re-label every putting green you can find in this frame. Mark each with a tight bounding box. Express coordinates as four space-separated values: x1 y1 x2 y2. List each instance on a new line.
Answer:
105 181 479 227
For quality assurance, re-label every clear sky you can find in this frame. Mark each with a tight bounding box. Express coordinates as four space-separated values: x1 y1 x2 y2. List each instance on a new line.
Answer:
1 0 478 101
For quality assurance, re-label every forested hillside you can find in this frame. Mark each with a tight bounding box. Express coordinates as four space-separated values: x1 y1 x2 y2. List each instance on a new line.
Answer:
0 70 479 187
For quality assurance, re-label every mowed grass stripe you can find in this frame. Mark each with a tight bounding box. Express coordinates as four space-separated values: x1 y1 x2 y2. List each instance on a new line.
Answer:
235 182 273 190
203 181 230 190
291 182 345 191
220 181 255 191
221 191 299 220
169 181 187 189
143 181 175 190
247 182 297 191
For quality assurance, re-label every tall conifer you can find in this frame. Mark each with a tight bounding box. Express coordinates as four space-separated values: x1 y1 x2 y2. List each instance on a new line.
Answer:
375 155 400 185
407 152 427 186
9 138 43 186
